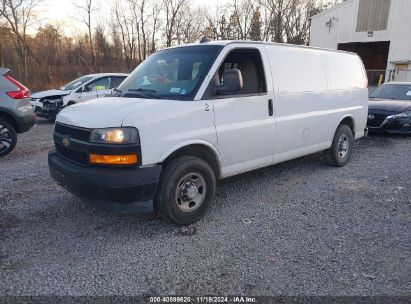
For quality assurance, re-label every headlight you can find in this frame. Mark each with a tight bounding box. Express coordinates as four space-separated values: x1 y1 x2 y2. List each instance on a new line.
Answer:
388 111 411 119
90 127 140 144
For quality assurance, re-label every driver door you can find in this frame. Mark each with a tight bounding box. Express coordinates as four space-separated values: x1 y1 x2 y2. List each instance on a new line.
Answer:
209 46 275 177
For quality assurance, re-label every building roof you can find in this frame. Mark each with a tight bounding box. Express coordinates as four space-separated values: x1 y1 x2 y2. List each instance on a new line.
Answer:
310 0 355 20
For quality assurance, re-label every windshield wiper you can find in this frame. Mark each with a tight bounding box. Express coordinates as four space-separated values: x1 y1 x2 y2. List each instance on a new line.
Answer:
122 90 155 99
125 88 159 99
129 88 157 94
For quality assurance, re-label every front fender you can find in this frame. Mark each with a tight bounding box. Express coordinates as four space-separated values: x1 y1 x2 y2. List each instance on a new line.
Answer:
159 139 221 163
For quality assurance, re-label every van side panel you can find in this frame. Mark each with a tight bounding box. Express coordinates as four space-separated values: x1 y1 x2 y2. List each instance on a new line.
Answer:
324 53 368 138
265 45 368 162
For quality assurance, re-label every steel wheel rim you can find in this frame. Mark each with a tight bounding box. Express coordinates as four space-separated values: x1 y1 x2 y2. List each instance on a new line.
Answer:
337 134 349 158
0 124 12 153
175 172 207 213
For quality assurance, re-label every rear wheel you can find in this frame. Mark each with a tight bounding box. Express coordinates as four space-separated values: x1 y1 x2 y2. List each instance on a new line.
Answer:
324 124 354 167
155 156 216 225
0 119 17 157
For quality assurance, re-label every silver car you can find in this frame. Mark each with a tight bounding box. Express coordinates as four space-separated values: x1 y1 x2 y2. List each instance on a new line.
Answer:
0 68 36 156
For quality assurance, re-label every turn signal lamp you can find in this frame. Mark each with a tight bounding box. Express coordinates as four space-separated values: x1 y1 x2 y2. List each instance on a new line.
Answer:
89 154 138 165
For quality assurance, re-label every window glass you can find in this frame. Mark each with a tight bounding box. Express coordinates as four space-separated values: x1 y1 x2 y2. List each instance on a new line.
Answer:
217 48 267 95
370 84 411 101
110 77 126 89
60 76 92 91
118 45 223 100
85 77 110 92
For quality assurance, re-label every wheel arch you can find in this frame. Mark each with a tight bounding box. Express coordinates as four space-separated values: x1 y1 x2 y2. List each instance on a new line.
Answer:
338 115 355 136
160 141 222 179
0 110 18 132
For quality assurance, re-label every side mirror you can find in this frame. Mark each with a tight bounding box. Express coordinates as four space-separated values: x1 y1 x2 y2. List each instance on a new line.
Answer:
215 69 243 95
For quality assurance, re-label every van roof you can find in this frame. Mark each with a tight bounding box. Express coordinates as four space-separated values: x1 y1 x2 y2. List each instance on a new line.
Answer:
165 40 358 56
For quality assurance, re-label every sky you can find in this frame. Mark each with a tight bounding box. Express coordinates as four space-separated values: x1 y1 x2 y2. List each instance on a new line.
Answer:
35 0 224 36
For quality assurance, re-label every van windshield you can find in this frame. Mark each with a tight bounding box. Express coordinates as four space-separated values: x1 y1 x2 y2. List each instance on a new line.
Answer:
117 45 223 100
60 76 92 91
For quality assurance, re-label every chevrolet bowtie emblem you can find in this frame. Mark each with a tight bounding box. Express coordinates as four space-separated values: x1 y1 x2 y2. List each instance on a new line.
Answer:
62 137 70 147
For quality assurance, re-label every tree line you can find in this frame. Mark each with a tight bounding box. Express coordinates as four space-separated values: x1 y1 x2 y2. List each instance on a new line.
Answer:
0 0 341 91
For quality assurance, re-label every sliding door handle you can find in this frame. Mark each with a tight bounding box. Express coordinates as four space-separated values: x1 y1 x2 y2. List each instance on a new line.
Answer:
268 99 273 116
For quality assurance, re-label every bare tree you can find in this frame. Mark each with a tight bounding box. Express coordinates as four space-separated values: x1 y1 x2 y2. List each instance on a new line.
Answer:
74 0 98 66
232 0 256 40
204 2 232 40
175 3 205 44
129 0 149 61
0 0 41 80
0 0 323 92
112 0 136 69
148 2 162 53
163 0 187 47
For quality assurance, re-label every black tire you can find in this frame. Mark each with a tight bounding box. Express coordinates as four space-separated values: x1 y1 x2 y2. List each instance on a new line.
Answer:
0 119 17 157
324 124 354 167
155 156 216 225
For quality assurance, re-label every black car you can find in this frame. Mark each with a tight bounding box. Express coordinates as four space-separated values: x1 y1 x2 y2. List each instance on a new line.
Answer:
367 82 411 134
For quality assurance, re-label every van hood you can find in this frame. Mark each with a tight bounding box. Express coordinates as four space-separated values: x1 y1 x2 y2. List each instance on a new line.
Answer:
56 97 167 128
31 89 71 99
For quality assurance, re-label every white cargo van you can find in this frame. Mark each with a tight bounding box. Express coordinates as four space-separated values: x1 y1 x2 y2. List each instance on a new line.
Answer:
49 41 368 225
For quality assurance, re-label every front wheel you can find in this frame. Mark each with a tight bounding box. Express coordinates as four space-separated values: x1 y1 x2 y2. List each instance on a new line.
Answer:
155 156 216 225
324 124 354 167
0 119 17 157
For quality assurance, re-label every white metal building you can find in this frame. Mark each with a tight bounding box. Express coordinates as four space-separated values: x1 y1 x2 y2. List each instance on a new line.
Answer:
310 0 411 85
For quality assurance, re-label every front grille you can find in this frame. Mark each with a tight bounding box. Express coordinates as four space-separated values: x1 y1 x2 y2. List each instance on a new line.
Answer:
56 144 89 165
54 123 91 165
367 114 388 128
54 123 91 142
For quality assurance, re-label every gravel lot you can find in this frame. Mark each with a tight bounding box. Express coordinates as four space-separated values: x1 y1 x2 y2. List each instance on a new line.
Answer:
0 119 410 296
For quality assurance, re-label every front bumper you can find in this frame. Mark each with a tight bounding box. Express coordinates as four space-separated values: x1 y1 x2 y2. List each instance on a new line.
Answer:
367 114 411 135
34 104 62 120
367 121 411 134
48 150 162 213
32 99 64 120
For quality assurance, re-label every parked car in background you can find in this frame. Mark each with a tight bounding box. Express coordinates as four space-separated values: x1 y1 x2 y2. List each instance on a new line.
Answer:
367 82 411 134
30 73 128 120
0 68 36 156
48 41 368 225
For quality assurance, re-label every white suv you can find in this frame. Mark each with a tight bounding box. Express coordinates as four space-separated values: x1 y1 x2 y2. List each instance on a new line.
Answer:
48 41 368 225
30 73 128 120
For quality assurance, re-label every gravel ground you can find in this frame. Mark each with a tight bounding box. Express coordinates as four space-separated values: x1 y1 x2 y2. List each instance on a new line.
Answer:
0 118 410 296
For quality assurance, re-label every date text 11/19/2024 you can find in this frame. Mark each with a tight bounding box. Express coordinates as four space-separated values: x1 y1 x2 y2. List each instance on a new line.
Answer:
149 296 257 303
